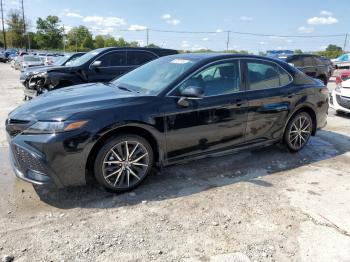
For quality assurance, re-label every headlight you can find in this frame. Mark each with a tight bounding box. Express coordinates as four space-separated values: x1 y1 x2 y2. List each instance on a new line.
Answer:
23 120 88 134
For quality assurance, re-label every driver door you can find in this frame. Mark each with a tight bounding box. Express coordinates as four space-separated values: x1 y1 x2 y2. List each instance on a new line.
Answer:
162 59 248 162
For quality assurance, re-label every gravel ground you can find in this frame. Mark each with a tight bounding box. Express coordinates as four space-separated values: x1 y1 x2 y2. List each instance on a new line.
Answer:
0 63 350 262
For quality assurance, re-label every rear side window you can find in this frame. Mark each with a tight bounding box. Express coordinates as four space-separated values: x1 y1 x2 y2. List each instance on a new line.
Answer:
127 51 157 66
288 56 302 67
99 51 126 67
302 56 315 66
247 60 292 90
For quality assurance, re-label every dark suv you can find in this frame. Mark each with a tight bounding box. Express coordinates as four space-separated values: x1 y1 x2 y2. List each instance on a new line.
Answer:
21 47 178 99
281 54 331 85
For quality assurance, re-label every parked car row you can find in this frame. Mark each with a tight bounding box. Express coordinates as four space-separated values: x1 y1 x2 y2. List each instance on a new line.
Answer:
20 47 178 99
6 48 330 192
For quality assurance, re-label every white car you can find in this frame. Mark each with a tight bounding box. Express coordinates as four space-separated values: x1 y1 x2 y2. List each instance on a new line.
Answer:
331 53 350 69
330 79 350 114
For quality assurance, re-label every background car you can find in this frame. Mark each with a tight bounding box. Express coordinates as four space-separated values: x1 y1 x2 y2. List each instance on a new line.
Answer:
6 53 329 192
21 47 178 99
0 52 9 63
330 78 350 114
332 53 350 69
20 55 45 70
281 54 331 84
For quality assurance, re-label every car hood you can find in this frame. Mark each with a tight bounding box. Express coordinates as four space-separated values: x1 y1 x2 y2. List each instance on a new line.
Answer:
9 83 141 121
23 65 74 75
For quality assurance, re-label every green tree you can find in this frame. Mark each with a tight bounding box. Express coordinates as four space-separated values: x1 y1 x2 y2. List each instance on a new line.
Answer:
318 44 343 59
6 9 26 48
294 49 303 54
146 43 160 48
67 26 93 51
35 15 63 49
104 36 117 47
94 35 105 48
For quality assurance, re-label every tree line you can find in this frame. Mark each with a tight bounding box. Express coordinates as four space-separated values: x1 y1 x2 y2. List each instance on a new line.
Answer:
0 10 157 51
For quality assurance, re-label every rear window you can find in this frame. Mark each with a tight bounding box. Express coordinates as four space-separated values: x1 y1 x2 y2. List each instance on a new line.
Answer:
127 51 157 66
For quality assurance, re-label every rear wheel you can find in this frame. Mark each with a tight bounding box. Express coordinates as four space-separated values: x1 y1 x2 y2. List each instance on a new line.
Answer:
94 134 153 192
284 112 312 152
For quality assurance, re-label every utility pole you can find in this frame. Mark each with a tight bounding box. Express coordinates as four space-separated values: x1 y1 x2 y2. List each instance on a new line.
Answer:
0 0 6 49
343 33 348 53
226 30 230 52
21 0 27 51
146 28 149 46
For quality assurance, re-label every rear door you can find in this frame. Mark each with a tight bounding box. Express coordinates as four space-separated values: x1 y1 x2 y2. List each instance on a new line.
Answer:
243 59 293 143
301 56 317 78
126 50 158 69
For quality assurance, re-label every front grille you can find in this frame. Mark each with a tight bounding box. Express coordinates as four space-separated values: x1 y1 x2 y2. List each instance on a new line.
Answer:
6 119 31 138
14 146 46 174
336 94 350 109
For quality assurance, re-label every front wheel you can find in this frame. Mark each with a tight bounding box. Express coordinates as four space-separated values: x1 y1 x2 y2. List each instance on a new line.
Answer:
284 112 313 152
94 134 154 192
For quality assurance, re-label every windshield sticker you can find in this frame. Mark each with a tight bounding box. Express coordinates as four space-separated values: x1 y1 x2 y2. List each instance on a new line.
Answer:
170 59 191 64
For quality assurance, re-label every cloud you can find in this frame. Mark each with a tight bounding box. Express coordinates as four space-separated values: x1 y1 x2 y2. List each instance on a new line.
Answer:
307 16 338 25
298 26 314 33
161 14 180 25
259 41 267 45
161 14 171 19
63 25 72 34
166 19 180 25
181 43 189 48
202 37 209 41
216 29 223 33
83 16 126 27
100 27 115 35
66 12 83 18
320 10 332 16
128 24 147 31
239 16 253 22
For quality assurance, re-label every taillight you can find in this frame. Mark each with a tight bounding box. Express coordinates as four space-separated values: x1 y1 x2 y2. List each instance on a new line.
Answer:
335 76 342 85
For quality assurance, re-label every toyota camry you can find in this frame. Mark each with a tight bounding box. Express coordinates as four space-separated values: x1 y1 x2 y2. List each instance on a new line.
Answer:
6 53 329 192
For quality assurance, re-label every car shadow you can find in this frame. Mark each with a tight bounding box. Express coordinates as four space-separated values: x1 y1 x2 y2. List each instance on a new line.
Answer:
33 130 350 209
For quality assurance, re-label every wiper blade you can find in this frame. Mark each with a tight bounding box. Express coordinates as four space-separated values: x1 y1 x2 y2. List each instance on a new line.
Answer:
117 86 133 92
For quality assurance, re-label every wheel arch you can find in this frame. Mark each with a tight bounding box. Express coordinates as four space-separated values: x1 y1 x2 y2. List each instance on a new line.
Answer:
85 124 162 179
283 105 317 137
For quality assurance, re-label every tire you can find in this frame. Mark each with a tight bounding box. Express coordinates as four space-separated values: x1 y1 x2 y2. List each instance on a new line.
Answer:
284 112 313 152
94 134 154 192
335 110 343 115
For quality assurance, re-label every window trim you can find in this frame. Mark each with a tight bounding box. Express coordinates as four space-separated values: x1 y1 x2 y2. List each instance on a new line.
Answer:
243 58 293 92
89 49 159 69
126 50 158 66
166 58 244 98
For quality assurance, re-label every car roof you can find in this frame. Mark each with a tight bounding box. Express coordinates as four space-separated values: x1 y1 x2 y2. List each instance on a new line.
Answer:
163 53 285 65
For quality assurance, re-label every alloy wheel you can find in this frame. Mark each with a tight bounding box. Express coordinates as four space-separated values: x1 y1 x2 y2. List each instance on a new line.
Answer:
287 114 312 151
102 140 150 189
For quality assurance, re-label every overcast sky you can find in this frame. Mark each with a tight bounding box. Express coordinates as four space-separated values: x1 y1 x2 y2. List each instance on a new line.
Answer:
4 0 349 53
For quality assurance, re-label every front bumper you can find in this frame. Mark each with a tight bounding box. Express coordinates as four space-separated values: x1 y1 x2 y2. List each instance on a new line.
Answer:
330 91 350 113
7 130 92 188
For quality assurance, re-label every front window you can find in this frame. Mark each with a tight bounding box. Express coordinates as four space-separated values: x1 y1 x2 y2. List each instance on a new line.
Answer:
69 49 104 66
112 56 199 95
176 61 241 97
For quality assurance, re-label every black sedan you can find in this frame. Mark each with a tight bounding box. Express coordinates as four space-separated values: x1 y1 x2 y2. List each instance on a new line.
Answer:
6 53 329 192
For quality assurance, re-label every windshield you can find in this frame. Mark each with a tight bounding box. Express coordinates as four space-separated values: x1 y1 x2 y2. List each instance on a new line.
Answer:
54 55 71 65
23 56 41 62
112 56 199 95
69 49 104 66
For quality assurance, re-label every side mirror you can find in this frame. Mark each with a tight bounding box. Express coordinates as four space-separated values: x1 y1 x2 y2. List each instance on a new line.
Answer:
180 86 204 98
91 60 102 69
